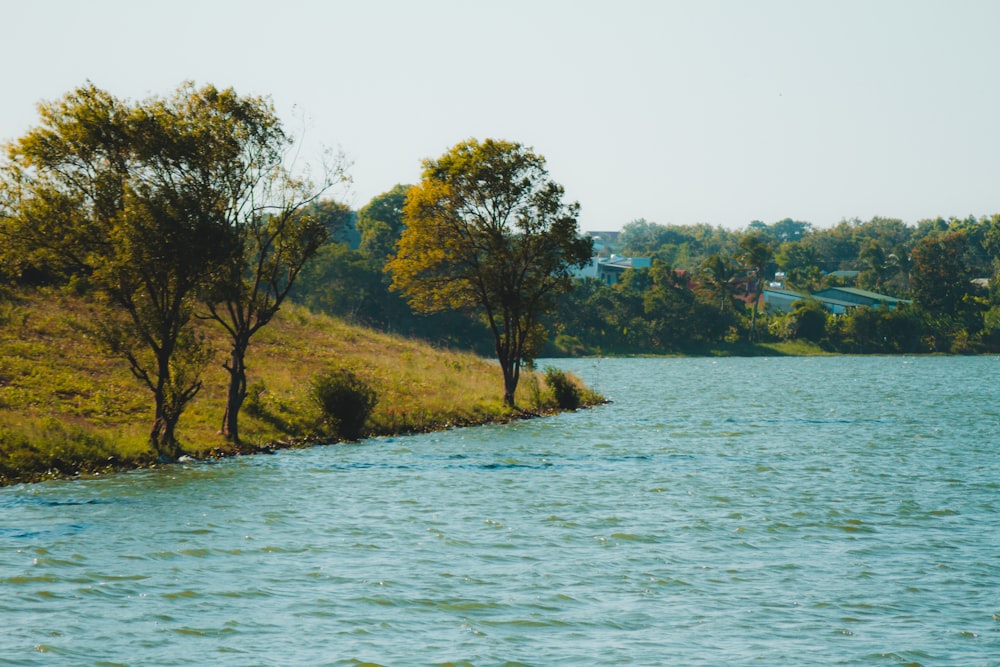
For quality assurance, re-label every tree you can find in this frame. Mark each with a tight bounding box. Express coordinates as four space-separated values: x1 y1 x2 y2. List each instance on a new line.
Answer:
357 184 412 261
697 253 742 312
202 185 340 444
642 261 726 348
386 138 592 406
2 82 259 458
911 231 973 318
858 240 891 291
302 198 356 246
738 233 774 343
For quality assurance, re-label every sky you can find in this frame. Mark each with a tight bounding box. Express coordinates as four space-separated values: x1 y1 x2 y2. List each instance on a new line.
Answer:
3 0 1000 231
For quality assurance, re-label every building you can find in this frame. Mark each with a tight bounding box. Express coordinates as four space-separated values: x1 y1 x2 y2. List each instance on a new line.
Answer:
573 254 652 285
763 285 910 315
811 287 910 312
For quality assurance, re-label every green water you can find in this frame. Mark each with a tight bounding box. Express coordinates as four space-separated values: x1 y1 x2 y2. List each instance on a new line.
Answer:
2 356 999 665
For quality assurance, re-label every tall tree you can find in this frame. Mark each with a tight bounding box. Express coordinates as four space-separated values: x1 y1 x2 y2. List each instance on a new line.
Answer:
911 230 974 318
2 83 257 458
739 232 774 343
697 253 742 312
386 138 593 406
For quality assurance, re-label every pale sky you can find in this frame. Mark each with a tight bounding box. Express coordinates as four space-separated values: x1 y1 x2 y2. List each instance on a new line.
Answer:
3 0 999 231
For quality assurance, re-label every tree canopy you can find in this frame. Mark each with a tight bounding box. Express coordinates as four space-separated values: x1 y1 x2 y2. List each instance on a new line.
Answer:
386 138 592 406
1 82 328 457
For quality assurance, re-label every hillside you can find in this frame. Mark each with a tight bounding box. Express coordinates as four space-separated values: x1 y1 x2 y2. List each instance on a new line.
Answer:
0 288 601 485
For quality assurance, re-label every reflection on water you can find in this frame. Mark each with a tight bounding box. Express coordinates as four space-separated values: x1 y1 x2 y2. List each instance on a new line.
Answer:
2 356 999 665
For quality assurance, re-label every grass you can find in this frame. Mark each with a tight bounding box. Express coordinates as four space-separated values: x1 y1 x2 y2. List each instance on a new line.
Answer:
0 287 603 486
682 339 836 357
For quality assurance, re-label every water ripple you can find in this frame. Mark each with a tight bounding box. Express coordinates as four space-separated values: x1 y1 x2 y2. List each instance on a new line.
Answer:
2 356 999 665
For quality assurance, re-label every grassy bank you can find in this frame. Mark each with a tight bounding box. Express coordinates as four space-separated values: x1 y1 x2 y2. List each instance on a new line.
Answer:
0 288 602 486
680 339 836 356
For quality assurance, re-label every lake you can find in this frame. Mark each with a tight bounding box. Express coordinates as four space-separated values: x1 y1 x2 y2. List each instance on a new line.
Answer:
2 356 999 666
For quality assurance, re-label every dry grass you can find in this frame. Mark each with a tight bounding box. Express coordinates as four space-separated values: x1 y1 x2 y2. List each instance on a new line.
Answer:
0 288 601 485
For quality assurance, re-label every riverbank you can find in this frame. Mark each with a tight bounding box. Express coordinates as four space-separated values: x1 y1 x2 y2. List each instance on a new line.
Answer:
0 288 602 486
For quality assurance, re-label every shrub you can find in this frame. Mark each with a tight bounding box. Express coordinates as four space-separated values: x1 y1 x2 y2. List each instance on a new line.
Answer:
544 366 581 410
309 368 378 440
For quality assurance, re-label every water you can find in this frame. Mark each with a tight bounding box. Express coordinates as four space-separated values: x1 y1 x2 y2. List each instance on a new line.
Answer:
2 356 999 666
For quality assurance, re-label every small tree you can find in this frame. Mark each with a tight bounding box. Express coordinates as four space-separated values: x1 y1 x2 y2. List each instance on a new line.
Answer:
200 144 346 444
387 139 593 407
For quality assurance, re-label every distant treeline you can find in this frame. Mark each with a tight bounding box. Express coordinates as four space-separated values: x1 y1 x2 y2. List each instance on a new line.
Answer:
289 206 1000 355
542 215 1000 355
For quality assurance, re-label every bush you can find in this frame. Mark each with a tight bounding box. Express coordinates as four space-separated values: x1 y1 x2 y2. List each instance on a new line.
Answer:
544 366 581 410
794 301 829 342
309 368 378 440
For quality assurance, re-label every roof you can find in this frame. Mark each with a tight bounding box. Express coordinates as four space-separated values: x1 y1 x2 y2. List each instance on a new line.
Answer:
815 286 910 305
598 256 651 271
763 288 810 299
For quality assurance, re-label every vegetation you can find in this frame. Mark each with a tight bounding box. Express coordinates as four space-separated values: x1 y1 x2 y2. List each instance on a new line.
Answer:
1 82 340 458
0 288 601 486
6 81 1000 487
541 215 1000 356
386 139 592 406
309 367 378 441
544 366 582 410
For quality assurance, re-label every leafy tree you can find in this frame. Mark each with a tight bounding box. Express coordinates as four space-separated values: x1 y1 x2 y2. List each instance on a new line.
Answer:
642 261 725 348
697 253 742 312
202 180 341 444
911 231 974 318
2 83 257 458
302 198 356 246
357 184 412 260
805 219 861 272
853 217 912 255
387 138 592 406
738 233 774 343
750 218 813 244
775 240 823 291
858 240 892 291
296 243 388 325
619 218 670 255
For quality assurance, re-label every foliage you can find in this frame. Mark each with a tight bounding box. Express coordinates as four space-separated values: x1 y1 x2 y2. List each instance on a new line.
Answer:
356 184 412 260
199 144 345 444
911 231 976 318
1 82 273 458
697 253 743 313
387 138 593 406
309 367 378 440
738 233 775 343
544 366 582 410
301 198 356 246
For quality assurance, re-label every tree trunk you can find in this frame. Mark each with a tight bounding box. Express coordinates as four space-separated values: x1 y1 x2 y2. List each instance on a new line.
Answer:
149 352 179 461
150 402 181 461
221 336 250 443
496 341 519 408
749 283 763 343
501 364 518 407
